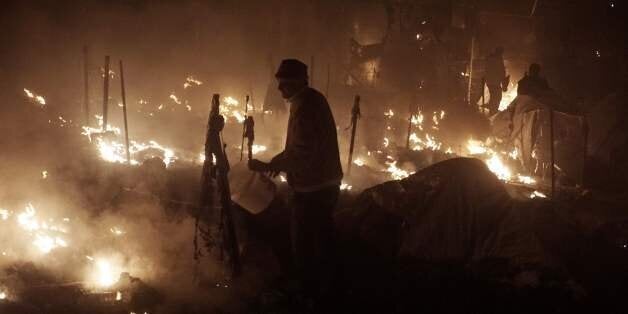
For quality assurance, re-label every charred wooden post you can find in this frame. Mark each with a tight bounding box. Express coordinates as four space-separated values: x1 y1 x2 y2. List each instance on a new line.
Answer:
347 95 361 175
199 94 242 277
83 46 89 126
119 60 131 164
481 76 486 109
244 116 255 160
102 56 110 130
466 36 475 106
240 95 250 161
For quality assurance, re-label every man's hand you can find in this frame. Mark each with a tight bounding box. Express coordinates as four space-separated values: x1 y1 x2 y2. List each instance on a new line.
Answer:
248 159 270 172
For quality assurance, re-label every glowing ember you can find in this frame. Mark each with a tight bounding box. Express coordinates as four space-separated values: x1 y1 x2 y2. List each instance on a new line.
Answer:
23 88 46 106
340 182 353 191
0 290 7 300
353 158 365 167
0 208 9 220
116 291 122 301
384 109 394 117
110 227 125 236
517 175 536 185
530 190 547 199
169 93 182 105
42 170 48 179
183 76 203 89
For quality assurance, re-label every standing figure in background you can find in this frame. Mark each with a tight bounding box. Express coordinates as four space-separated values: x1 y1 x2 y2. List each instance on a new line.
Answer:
485 47 508 115
249 59 343 302
518 63 552 98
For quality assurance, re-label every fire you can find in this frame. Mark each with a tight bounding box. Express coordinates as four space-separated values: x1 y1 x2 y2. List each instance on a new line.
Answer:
82 115 178 167
23 88 46 106
183 76 203 89
0 288 7 300
485 154 512 181
10 203 70 254
340 182 353 191
384 160 413 180
465 139 536 184
353 158 365 167
221 96 247 123
498 83 518 112
0 208 9 220
530 190 547 199
110 227 125 236
169 93 182 105
91 258 122 288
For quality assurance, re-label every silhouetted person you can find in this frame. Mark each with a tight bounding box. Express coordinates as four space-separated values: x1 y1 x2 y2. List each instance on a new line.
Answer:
485 47 508 115
249 59 343 300
518 63 551 98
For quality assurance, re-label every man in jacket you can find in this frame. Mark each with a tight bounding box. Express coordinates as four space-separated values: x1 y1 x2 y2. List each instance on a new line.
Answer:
249 59 343 297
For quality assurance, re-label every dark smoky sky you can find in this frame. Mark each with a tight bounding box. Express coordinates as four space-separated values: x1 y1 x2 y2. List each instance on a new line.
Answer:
0 0 365 118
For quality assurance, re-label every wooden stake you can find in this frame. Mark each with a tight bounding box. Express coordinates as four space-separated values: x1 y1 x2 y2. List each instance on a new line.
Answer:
119 60 131 165
83 46 89 126
102 56 110 130
347 95 360 175
466 36 475 106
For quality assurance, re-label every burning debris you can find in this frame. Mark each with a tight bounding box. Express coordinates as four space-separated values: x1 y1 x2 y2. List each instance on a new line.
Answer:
23 88 46 106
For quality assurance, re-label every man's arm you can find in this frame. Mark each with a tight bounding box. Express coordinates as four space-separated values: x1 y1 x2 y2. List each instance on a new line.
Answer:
269 106 318 173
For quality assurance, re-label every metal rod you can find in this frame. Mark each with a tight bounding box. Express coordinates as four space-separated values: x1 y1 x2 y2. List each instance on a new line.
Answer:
347 95 360 175
550 109 555 199
102 56 110 130
119 60 131 165
83 45 89 126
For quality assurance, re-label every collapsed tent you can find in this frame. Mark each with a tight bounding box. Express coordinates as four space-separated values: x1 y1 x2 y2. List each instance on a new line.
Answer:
491 95 587 185
336 157 546 266
335 157 628 309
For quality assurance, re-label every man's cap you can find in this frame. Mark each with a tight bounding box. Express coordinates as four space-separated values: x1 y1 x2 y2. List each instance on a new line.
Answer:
275 59 308 80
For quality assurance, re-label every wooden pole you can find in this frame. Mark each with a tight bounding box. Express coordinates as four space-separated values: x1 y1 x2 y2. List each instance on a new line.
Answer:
240 95 250 161
83 45 89 126
481 76 486 110
102 56 110 130
347 95 360 175
406 103 415 149
119 60 131 165
466 36 475 106
550 109 555 199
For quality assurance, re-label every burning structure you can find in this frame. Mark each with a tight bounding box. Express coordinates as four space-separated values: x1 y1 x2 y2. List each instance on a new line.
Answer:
1 0 628 313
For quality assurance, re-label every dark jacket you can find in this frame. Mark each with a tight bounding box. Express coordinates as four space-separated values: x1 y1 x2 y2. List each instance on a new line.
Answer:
517 75 551 97
270 87 343 192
